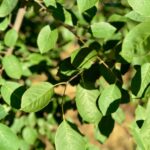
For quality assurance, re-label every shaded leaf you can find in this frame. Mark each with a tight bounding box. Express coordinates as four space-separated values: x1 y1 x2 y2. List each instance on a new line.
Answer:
95 115 115 143
71 47 97 69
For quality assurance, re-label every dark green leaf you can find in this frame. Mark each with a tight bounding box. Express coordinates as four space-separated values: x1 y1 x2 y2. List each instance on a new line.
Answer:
71 47 97 69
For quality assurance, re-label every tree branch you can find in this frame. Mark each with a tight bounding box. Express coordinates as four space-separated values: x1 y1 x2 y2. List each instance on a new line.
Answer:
6 2 27 55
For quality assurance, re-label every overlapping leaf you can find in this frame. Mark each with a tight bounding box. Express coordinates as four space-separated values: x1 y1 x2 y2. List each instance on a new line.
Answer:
1 81 24 108
37 25 58 53
127 0 150 17
131 63 150 97
98 84 121 115
75 83 102 123
120 22 150 64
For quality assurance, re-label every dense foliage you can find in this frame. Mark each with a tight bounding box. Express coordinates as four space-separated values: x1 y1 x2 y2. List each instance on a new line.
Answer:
0 0 150 149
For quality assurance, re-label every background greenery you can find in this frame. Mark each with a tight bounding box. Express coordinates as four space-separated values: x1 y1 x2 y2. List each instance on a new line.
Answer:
0 0 150 149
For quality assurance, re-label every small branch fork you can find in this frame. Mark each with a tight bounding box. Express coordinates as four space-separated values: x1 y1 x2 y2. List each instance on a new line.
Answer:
54 70 83 120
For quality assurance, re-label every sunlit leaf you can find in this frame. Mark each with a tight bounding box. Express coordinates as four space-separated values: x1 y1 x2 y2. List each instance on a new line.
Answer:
21 82 54 112
0 123 20 150
76 83 102 123
37 25 58 53
0 0 18 17
98 84 121 115
55 120 86 150
2 55 22 79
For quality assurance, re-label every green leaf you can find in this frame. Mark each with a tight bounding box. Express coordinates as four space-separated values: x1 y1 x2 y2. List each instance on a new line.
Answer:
4 29 18 47
135 105 146 121
140 117 150 149
125 11 150 22
112 107 125 124
130 122 145 150
1 81 25 109
120 22 150 64
95 116 115 143
71 47 97 69
37 25 58 53
55 120 86 150
127 0 150 17
131 63 150 97
0 123 20 150
0 0 18 18
21 82 54 112
75 83 102 123
86 144 99 150
43 0 56 7
11 116 27 133
98 84 121 115
77 0 98 12
91 22 116 39
2 55 22 79
0 17 10 31
22 127 38 145
0 105 7 120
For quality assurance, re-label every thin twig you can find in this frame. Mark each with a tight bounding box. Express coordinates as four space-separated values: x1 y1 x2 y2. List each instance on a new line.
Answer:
54 70 83 119
61 84 67 120
61 23 86 45
97 56 109 69
34 0 47 11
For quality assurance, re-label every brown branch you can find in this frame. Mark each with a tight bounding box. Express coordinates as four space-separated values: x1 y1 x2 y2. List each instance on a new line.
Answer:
6 2 27 55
